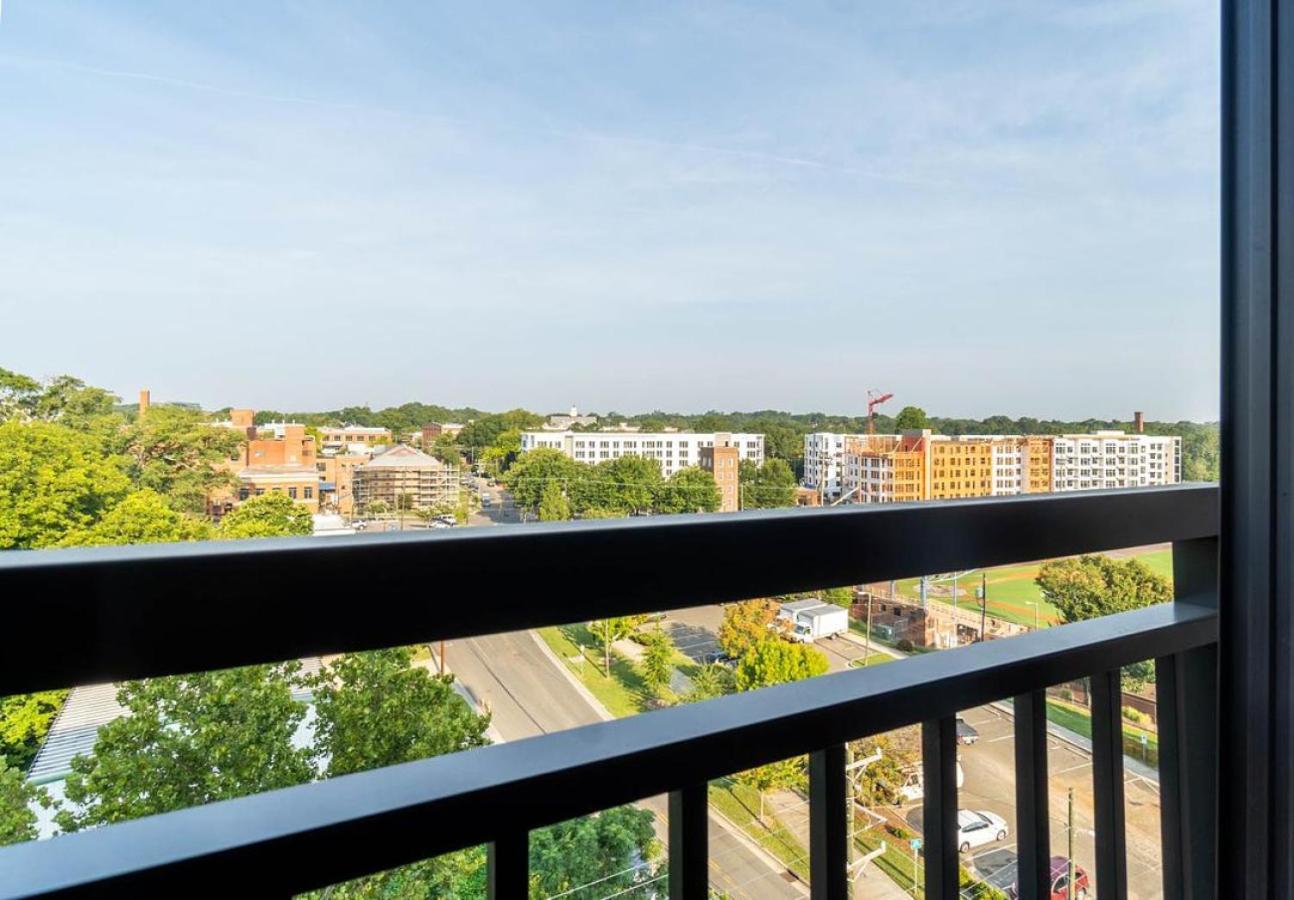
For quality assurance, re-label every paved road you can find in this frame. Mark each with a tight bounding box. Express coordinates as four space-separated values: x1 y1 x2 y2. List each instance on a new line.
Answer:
667 604 1165 899
448 631 806 898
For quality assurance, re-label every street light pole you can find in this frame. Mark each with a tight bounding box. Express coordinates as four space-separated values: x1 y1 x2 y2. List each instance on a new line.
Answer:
979 572 988 641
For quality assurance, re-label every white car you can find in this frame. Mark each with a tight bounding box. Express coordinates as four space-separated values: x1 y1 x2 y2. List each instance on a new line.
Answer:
957 810 1009 853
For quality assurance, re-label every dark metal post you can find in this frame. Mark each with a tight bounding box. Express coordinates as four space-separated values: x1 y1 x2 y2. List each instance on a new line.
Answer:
487 832 527 900
1221 0 1294 895
1090 670 1127 900
1014 690 1051 900
810 744 848 900
1158 536 1218 900
669 783 709 898
922 717 958 898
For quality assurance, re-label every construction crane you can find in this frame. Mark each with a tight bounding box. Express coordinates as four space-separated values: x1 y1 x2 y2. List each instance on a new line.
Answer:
866 389 893 436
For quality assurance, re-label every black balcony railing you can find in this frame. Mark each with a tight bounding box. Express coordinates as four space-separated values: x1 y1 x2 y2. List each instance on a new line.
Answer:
0 484 1219 899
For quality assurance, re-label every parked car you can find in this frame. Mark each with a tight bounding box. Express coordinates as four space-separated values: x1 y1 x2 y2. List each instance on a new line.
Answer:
956 809 1008 852
1007 857 1089 900
482 493 492 506
955 716 980 745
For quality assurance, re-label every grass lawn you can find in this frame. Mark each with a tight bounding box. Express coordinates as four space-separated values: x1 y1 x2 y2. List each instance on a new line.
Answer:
892 546 1174 629
1045 698 1159 767
849 653 897 668
536 625 650 718
709 780 811 882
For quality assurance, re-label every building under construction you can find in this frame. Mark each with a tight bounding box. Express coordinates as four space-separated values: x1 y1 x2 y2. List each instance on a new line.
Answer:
820 427 1179 504
352 445 459 511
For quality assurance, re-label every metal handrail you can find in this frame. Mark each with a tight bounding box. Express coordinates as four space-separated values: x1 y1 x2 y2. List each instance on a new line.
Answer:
0 484 1217 695
0 485 1221 899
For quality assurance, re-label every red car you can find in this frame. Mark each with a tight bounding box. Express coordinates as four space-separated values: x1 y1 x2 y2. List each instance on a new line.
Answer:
1008 856 1089 900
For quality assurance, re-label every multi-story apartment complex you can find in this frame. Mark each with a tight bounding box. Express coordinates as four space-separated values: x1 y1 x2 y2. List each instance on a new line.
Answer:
352 445 459 511
1050 432 1181 491
804 432 850 499
819 429 1181 504
519 430 764 479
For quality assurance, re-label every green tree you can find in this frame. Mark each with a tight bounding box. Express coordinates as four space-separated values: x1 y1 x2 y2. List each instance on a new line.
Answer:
0 691 68 772
0 420 131 549
430 431 462 466
736 757 805 823
308 648 489 779
733 638 829 691
893 406 930 431
717 600 777 658
1035 555 1173 623
538 481 572 522
0 756 45 847
59 489 212 547
657 466 721 514
738 459 796 509
588 616 648 674
638 630 675 697
820 586 855 608
685 663 735 702
0 369 118 429
56 663 314 831
218 491 314 539
115 405 242 514
503 448 581 513
528 806 660 900
595 456 663 515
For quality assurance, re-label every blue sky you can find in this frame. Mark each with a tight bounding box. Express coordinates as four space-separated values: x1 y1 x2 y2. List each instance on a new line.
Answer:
0 1 1219 419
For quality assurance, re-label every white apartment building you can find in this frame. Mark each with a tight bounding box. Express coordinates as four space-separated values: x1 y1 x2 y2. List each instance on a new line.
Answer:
519 431 764 478
804 432 862 499
1050 432 1181 491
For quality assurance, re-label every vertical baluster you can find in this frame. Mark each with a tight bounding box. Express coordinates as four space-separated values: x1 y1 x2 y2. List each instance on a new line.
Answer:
922 716 958 898
1014 690 1051 900
1091 669 1128 900
1159 531 1219 899
810 743 848 900
669 783 709 898
487 832 528 900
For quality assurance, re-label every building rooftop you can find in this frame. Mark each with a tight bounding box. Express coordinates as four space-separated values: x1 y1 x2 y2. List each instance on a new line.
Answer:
361 444 450 469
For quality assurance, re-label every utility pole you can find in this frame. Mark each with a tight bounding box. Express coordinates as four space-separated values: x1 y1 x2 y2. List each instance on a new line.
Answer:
845 743 855 899
864 593 873 665
979 572 988 641
1067 787 1075 900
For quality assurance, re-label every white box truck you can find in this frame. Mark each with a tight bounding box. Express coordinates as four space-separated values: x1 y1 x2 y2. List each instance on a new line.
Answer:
779 601 848 643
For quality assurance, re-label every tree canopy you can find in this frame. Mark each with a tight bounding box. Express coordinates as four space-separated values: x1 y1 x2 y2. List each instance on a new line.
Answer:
307 648 489 779
56 663 315 831
527 806 660 900
1035 555 1173 623
733 638 829 691
217 491 314 539
738 459 797 509
717 600 777 658
0 758 43 847
59 489 213 547
893 406 931 431
0 420 131 550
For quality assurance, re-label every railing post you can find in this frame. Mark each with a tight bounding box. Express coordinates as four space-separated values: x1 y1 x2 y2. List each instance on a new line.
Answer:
1013 690 1051 900
669 783 708 898
487 832 528 900
922 716 958 899
810 743 848 900
1158 536 1218 900
1090 669 1127 900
